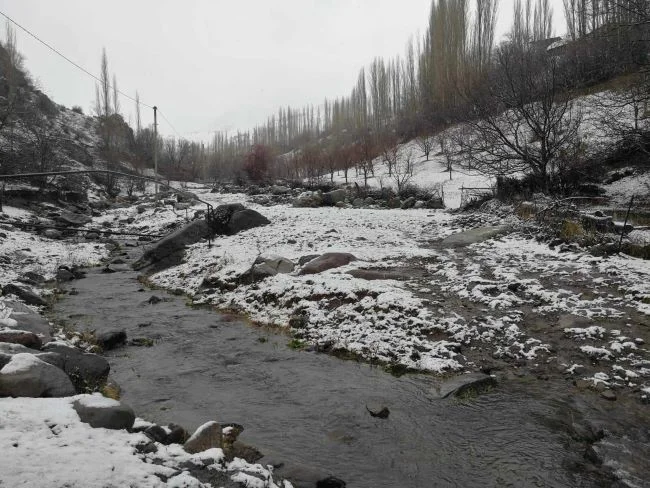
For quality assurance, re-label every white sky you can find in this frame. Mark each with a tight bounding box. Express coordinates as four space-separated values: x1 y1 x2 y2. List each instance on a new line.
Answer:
1 0 566 140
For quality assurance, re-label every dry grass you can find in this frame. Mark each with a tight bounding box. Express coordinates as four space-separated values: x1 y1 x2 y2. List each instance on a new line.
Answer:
560 220 585 240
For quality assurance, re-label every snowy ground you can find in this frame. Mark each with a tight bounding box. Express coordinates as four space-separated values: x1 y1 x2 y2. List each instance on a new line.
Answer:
78 185 650 402
0 395 292 488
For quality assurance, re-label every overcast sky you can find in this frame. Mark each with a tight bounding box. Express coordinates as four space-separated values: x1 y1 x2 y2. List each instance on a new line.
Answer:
2 0 566 140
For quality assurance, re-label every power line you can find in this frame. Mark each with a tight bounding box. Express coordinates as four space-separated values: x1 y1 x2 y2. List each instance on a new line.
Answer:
157 110 182 139
0 10 154 109
0 10 205 141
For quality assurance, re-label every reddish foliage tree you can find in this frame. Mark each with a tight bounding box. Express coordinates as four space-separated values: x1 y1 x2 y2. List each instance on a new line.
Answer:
244 144 272 183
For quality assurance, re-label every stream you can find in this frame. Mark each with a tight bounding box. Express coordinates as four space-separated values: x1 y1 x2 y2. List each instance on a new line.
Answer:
52 254 629 488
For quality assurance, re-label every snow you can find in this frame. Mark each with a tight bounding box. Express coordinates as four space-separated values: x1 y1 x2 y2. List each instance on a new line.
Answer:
0 396 293 488
75 391 122 409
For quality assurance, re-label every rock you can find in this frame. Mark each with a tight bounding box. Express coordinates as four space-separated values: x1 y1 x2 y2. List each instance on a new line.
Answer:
35 352 65 370
581 214 614 233
569 422 604 443
226 209 270 235
166 423 189 444
270 185 291 195
261 256 295 274
42 229 62 239
95 330 127 350
352 198 364 207
425 198 445 209
22 272 45 284
298 254 320 266
225 440 263 463
184 421 223 454
239 263 278 284
401 196 416 209
387 197 401 208
273 463 346 488
42 342 110 389
2 284 47 307
0 353 76 397
136 205 147 214
147 295 163 305
0 352 11 369
57 211 91 226
366 405 390 419
335 201 347 208
132 219 211 271
72 394 135 430
414 200 426 209
293 191 322 208
144 425 169 443
440 226 510 248
322 189 347 206
101 266 116 274
600 389 617 401
364 197 375 205
300 253 357 275
433 373 498 399
177 191 199 203
0 330 42 350
56 268 75 282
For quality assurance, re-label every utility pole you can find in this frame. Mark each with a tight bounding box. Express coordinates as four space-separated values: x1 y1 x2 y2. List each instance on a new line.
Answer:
153 106 158 195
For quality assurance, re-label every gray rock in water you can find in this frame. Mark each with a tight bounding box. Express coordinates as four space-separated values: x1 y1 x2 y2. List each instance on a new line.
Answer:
226 209 270 235
95 329 127 350
300 253 357 275
272 462 346 488
72 394 135 430
56 268 75 282
42 342 110 389
0 353 76 397
2 284 47 307
0 330 42 350
433 373 497 399
225 440 263 463
184 421 222 454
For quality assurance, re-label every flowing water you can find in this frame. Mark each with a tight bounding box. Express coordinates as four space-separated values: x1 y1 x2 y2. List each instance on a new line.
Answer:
53 258 630 488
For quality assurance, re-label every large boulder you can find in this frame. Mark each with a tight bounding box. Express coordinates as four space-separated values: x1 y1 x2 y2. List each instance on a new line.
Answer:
42 342 110 389
0 299 52 341
0 353 76 397
299 253 357 275
226 209 270 235
322 189 347 206
57 211 92 226
184 421 222 454
209 203 246 234
72 394 135 430
257 256 295 274
293 191 322 208
132 219 211 270
0 329 42 350
2 284 47 307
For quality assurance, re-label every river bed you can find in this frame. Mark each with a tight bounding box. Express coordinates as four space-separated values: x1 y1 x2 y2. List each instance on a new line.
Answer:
52 256 641 488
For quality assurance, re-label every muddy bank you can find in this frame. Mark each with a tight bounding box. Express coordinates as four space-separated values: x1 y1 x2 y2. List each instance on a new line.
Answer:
50 253 649 488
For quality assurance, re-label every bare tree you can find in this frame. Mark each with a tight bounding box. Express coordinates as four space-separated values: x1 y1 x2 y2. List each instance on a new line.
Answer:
459 43 583 190
391 148 416 195
415 134 435 160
